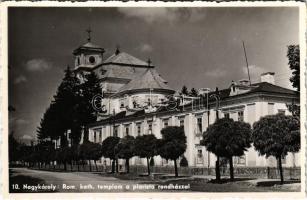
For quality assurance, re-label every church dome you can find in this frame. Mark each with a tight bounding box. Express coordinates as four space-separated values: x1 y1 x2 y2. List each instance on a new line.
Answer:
112 68 174 97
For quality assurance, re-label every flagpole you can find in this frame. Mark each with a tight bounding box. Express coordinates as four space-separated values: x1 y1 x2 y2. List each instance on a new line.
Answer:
242 41 251 86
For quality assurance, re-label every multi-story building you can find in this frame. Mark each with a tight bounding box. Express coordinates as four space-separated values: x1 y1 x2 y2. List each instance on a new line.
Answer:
73 37 300 169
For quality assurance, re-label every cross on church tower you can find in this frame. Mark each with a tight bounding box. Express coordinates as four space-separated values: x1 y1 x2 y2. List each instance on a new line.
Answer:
86 27 92 42
147 58 152 67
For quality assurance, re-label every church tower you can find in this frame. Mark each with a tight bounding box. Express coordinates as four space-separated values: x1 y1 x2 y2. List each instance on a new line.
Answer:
73 28 105 74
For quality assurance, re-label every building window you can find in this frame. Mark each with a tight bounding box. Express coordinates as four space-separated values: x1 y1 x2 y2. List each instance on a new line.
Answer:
268 103 274 115
238 111 244 122
234 155 246 165
179 117 184 128
136 123 141 136
196 149 203 164
99 131 102 142
224 113 230 119
77 57 80 65
278 109 286 115
196 117 202 134
148 123 153 134
113 126 118 137
89 56 96 64
163 119 169 128
125 125 129 136
282 156 287 164
93 132 96 143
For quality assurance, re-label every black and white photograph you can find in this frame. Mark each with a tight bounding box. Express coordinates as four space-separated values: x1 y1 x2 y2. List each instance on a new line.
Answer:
4 2 305 196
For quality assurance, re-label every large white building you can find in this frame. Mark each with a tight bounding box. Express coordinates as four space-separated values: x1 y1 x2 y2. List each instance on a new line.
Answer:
73 36 300 169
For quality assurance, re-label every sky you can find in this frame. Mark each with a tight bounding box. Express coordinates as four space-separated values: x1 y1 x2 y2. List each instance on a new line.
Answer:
8 7 299 143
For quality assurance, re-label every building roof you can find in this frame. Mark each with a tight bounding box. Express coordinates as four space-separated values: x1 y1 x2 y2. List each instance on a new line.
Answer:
114 68 174 95
103 52 150 67
87 81 299 127
73 42 105 55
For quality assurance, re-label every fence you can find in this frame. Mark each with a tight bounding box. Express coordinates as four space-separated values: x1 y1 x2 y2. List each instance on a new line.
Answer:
26 162 300 180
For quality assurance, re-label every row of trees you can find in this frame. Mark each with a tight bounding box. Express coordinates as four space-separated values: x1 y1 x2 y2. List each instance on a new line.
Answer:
202 114 300 184
11 126 187 177
11 113 299 184
37 67 101 146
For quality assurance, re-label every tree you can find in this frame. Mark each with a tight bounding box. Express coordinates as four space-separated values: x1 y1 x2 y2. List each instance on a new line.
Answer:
84 141 103 171
115 135 135 173
287 45 300 91
9 132 20 163
252 113 300 184
150 157 155 167
180 85 189 96
101 136 120 173
76 72 102 143
189 88 198 97
158 126 187 177
201 118 252 181
135 134 157 175
79 141 102 172
37 67 80 147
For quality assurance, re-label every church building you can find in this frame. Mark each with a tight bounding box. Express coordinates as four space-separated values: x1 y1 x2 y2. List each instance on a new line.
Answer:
72 33 300 169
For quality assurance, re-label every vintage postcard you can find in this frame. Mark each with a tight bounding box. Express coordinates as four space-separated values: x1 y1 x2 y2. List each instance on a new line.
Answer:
0 1 306 199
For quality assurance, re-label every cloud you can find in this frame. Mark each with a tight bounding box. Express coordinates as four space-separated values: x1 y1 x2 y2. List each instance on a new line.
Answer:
25 59 52 72
206 68 227 78
15 118 29 125
139 44 153 53
14 75 27 84
117 8 206 24
21 135 33 140
242 65 265 80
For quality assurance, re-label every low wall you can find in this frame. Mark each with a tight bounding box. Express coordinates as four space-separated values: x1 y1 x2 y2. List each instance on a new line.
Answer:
129 166 300 180
27 163 300 180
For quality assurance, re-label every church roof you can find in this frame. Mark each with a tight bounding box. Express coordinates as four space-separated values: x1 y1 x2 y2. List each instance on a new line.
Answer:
81 42 102 49
73 42 104 55
103 52 149 67
114 68 174 96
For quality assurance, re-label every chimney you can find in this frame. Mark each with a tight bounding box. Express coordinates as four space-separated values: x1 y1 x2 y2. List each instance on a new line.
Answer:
261 72 275 84
238 79 250 86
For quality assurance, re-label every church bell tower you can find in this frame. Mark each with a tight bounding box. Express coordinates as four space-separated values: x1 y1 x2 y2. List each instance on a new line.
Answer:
73 28 105 72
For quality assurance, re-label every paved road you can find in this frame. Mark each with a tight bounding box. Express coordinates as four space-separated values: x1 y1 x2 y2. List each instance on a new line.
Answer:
10 168 155 192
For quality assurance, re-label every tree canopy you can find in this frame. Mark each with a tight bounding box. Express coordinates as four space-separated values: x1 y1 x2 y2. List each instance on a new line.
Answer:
201 118 252 180
287 45 300 91
135 134 157 175
115 135 135 173
252 113 300 184
158 126 187 177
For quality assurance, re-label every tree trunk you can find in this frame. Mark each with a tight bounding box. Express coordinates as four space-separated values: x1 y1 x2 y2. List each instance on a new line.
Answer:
89 160 92 172
174 159 178 177
278 156 284 184
125 158 130 173
111 160 115 173
64 162 67 171
70 161 73 172
94 160 98 172
229 156 234 181
77 161 80 172
215 156 221 181
116 159 119 173
82 161 85 171
146 157 151 175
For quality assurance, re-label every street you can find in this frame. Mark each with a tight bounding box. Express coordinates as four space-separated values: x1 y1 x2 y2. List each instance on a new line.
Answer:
9 167 150 192
9 168 300 193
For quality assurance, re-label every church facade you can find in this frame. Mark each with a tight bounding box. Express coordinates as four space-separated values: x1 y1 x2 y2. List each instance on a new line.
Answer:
72 36 300 169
